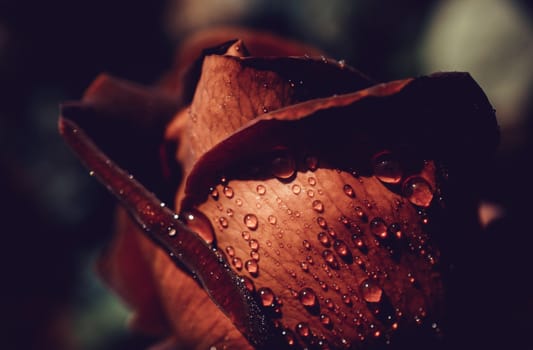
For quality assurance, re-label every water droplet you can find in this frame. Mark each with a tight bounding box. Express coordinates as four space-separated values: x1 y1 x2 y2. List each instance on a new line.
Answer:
271 154 296 180
320 313 332 328
256 184 266 195
181 209 215 244
354 207 367 221
262 106 269 113
249 239 259 251
318 232 331 246
342 294 352 305
245 259 259 276
240 275 255 292
322 250 339 269
298 288 318 307
388 223 402 239
352 234 367 251
241 231 250 241
403 176 433 207
308 177 317 186
258 287 275 307
244 213 259 230
219 216 229 228
317 217 328 228
289 184 301 195
268 215 277 225
300 261 309 272
302 240 311 250
372 151 402 184
343 184 355 198
210 187 219 200
312 200 324 213
167 228 176 237
307 189 315 198
333 240 350 257
281 329 295 346
370 217 388 239
232 257 243 270
235 198 243 206
250 251 260 261
305 155 318 171
295 322 311 337
360 279 383 303
223 186 234 198
225 246 235 257
226 208 234 217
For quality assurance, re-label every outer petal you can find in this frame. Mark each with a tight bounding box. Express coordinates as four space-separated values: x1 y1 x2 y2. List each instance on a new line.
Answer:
174 67 498 348
99 208 253 350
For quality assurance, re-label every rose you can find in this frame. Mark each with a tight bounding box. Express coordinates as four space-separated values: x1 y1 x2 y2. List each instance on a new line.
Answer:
59 27 499 349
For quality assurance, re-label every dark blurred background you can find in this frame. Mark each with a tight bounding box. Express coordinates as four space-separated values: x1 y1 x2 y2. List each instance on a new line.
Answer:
1 0 531 349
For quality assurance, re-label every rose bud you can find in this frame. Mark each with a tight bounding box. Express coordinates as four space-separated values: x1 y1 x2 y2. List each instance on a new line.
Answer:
59 28 499 349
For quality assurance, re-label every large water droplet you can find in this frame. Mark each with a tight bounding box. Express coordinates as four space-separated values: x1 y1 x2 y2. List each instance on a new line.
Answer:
244 213 259 230
343 184 356 198
317 217 328 228
360 279 383 303
258 287 275 307
225 246 235 257
272 154 296 180
245 259 259 276
322 250 339 269
298 288 318 307
403 176 433 207
333 240 350 257
181 209 215 244
318 232 331 247
370 217 388 239
256 184 266 195
240 275 255 292
219 216 229 228
295 322 311 337
372 151 402 184
232 257 243 270
209 187 219 200
223 186 234 198
354 206 367 222
249 239 259 250
312 200 324 213
250 250 260 261
292 184 301 194
320 313 332 328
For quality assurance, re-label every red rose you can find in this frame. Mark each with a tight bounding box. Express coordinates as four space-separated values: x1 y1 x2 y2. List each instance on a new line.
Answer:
59 27 499 349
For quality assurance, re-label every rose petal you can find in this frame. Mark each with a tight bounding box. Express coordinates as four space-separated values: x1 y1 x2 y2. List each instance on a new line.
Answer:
195 161 445 348
181 72 498 209
61 74 180 202
158 26 329 99
175 40 372 175
58 116 286 348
